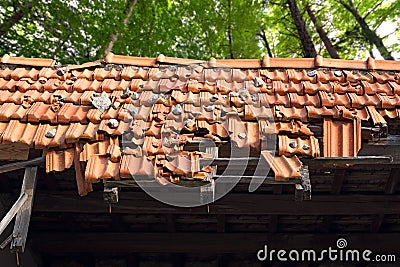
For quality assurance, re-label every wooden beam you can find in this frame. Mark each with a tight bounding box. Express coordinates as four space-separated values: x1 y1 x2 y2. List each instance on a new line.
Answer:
0 193 27 237
272 185 283 195
217 214 226 233
73 144 92 196
32 191 400 216
303 156 393 165
166 214 175 233
31 232 400 254
10 166 38 253
320 215 335 233
331 169 346 195
370 214 384 233
269 215 278 233
0 157 44 174
385 168 400 194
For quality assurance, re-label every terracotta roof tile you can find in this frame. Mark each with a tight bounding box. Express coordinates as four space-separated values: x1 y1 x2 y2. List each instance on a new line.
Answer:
1 54 56 67
379 109 399 119
85 155 120 181
279 135 320 157
323 118 361 157
46 149 74 172
366 106 387 126
261 151 302 180
1 53 400 192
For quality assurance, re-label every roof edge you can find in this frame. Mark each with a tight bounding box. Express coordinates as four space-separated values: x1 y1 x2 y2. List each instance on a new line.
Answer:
0 54 56 67
1 52 399 71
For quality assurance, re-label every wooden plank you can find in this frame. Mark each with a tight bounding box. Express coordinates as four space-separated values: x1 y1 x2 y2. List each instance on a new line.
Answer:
303 156 393 165
370 214 384 233
31 232 400 254
0 193 27 236
10 167 38 253
385 168 400 194
269 215 278 233
166 214 175 233
272 185 283 195
32 191 400 216
0 157 44 174
331 169 346 195
73 144 92 196
217 214 226 233
0 143 29 161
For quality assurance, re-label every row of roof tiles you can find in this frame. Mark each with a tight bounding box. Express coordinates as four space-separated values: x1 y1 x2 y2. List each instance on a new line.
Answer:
1 79 399 99
2 52 400 71
1 67 399 87
0 100 395 128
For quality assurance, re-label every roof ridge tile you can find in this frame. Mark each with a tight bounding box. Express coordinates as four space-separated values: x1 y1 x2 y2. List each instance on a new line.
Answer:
1 54 56 67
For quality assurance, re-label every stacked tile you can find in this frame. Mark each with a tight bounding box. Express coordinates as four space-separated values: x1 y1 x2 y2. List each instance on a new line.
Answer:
0 53 400 194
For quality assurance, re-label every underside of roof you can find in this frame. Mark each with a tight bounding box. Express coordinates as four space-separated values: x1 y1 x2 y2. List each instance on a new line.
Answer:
0 52 399 196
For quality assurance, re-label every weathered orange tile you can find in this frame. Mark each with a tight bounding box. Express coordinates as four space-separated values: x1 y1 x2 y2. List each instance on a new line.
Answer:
323 118 361 157
120 155 155 178
318 91 335 107
361 81 393 95
46 149 74 172
275 106 307 121
85 155 120 181
287 69 316 83
379 109 398 119
366 106 387 126
0 103 19 121
278 135 320 157
121 66 149 80
32 124 56 148
260 93 290 107
101 79 120 92
275 121 314 136
260 151 302 180
26 102 57 123
388 81 400 95
80 140 110 162
107 143 121 163
260 69 289 82
289 93 320 107
0 68 13 79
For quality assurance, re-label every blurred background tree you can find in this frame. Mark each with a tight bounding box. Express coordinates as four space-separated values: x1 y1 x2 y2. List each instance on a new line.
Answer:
0 0 399 63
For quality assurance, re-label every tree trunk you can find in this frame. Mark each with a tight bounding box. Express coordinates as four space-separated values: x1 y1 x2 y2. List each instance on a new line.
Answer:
258 30 273 57
227 0 234 59
287 0 317 58
104 0 137 55
0 2 32 38
338 0 394 60
305 5 340 59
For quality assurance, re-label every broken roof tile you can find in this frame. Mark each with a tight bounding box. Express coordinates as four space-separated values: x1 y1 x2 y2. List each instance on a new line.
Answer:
261 151 302 180
46 148 74 173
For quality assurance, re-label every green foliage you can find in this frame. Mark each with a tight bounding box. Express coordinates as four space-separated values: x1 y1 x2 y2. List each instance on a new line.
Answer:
0 0 399 63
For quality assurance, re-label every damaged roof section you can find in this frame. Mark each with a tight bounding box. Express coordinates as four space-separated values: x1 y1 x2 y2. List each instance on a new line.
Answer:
0 52 399 195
